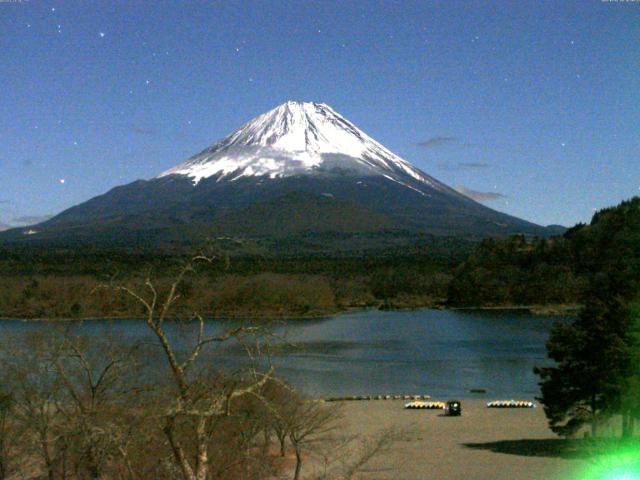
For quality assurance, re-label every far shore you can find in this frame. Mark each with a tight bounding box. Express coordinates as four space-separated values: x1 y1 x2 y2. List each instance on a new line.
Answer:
0 303 580 322
450 304 581 315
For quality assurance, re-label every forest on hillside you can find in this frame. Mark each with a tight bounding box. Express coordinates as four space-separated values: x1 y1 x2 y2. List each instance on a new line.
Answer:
0 197 638 320
449 197 640 308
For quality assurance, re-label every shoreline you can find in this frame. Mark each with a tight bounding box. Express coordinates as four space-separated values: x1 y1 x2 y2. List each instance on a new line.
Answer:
0 309 349 323
450 304 580 316
0 303 579 322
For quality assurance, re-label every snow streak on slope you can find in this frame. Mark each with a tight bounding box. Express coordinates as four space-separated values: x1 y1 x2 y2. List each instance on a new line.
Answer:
158 101 450 194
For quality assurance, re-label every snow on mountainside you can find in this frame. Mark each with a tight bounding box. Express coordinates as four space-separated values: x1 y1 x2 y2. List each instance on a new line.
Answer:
158 101 451 196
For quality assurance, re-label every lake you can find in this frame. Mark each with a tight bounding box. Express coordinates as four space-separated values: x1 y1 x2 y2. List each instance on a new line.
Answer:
0 309 566 399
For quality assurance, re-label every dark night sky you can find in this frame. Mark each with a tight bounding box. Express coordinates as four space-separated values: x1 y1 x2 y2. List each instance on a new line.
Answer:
1 0 639 228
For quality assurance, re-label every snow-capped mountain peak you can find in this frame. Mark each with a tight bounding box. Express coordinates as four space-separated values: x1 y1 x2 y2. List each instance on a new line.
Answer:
1 101 549 245
158 101 449 194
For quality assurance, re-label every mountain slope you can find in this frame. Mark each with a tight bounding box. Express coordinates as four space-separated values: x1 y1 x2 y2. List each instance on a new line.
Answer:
0 101 552 248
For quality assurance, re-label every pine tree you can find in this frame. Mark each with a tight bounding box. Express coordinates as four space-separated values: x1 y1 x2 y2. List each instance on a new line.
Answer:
621 301 640 438
535 198 640 439
535 298 631 437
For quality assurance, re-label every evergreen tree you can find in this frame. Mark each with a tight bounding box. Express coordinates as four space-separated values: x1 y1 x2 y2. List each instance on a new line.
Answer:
535 197 640 438
621 300 640 438
535 298 631 437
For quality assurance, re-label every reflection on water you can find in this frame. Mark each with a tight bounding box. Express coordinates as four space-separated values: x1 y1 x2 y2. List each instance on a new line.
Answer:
0 309 567 399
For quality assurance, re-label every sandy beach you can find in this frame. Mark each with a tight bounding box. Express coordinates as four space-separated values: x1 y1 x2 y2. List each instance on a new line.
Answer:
336 399 587 480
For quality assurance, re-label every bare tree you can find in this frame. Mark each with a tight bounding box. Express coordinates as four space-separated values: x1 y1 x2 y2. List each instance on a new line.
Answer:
2 332 64 480
309 427 407 480
51 333 142 480
0 391 13 480
99 256 275 480
0 330 139 480
261 378 299 457
287 400 342 480
0 255 400 480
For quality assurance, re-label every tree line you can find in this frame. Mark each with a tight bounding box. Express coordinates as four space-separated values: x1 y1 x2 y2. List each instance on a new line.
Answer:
0 246 459 320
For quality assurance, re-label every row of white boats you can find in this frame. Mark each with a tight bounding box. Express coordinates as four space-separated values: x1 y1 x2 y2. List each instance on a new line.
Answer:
325 394 432 402
404 400 536 409
323 396 536 409
486 400 536 408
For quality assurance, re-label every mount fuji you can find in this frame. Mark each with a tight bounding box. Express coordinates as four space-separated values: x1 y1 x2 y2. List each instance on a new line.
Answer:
1 101 552 248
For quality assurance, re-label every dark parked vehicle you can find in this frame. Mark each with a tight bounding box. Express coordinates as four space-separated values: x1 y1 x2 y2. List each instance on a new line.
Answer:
445 400 462 416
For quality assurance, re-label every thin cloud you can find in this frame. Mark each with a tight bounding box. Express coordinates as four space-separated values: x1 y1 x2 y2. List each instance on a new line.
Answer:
458 162 489 169
129 124 203 143
455 186 506 202
0 200 9 204
128 123 205 143
11 215 53 226
438 162 490 171
418 136 459 149
131 125 158 136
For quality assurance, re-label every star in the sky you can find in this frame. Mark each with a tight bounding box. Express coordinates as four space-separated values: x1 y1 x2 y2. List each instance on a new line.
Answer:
99 32 105 38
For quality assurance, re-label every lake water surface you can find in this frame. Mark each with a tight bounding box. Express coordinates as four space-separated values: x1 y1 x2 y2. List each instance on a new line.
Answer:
0 309 566 399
